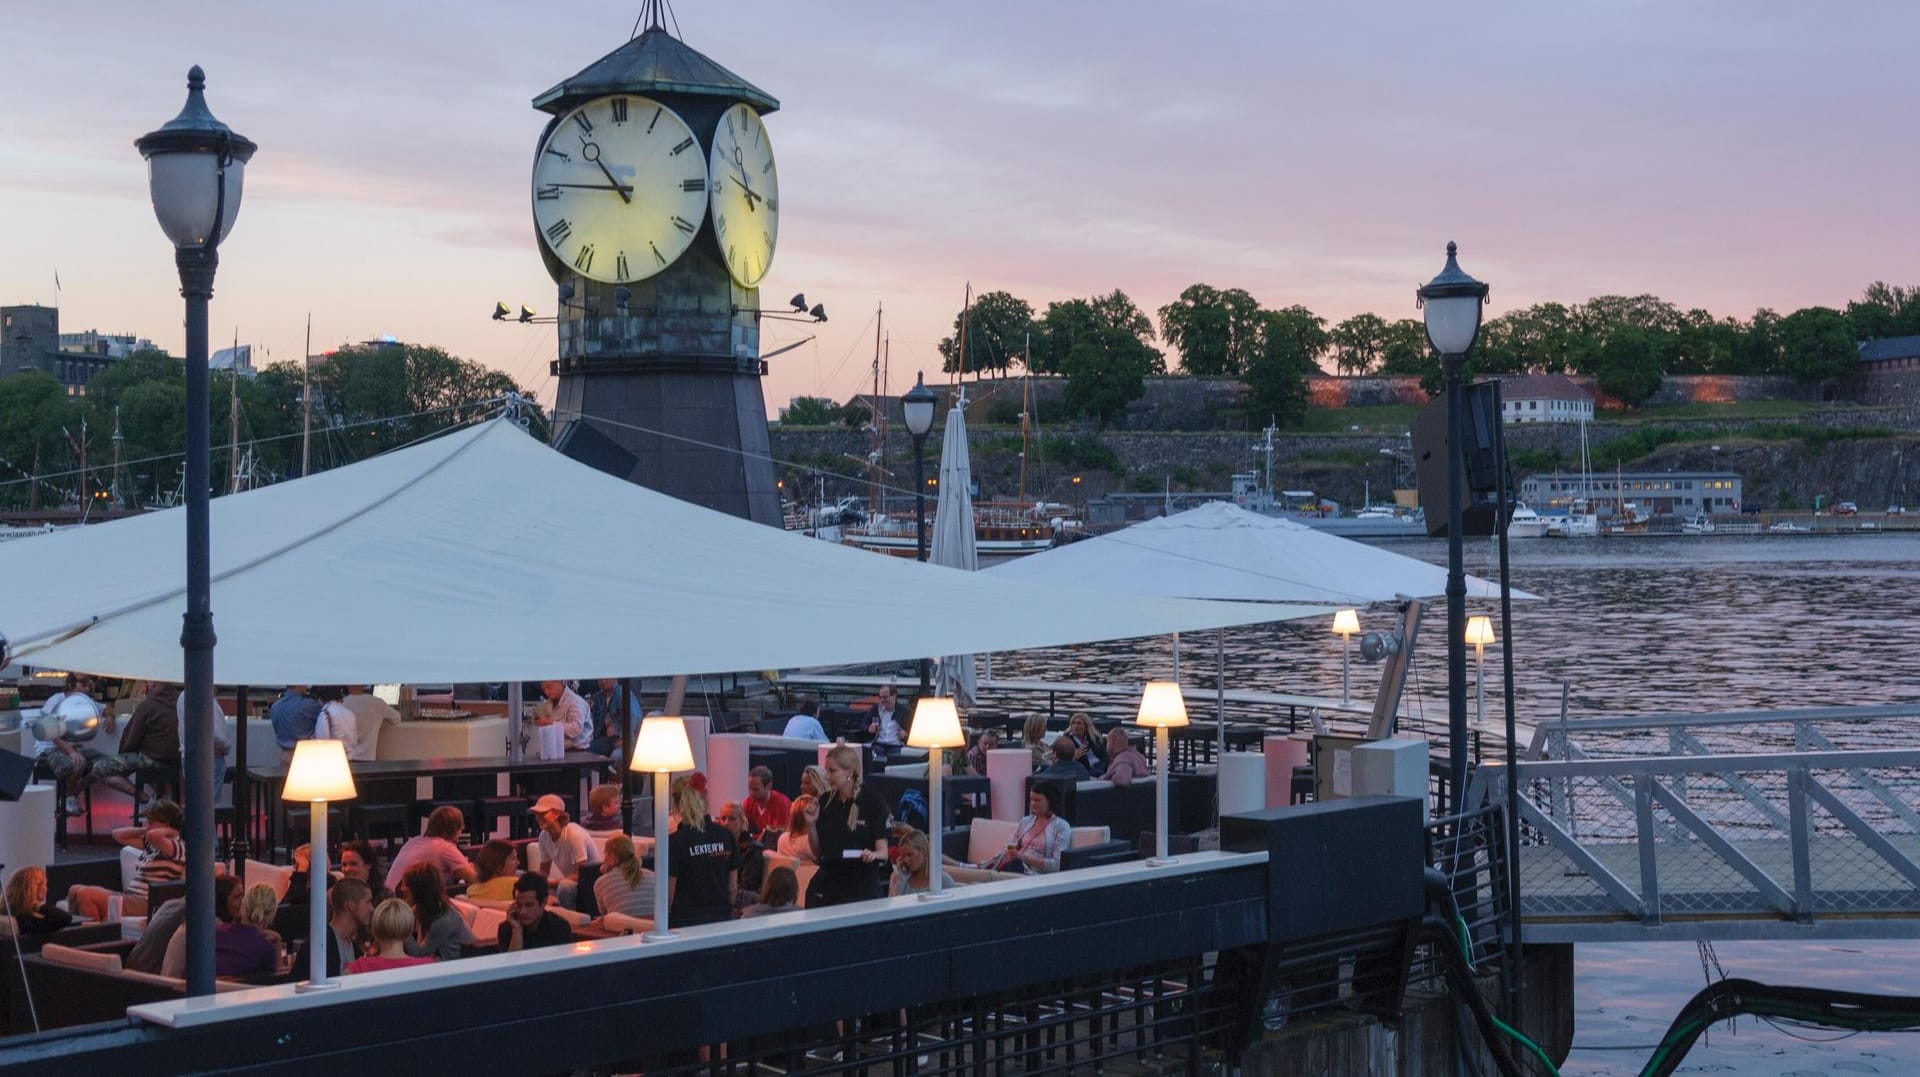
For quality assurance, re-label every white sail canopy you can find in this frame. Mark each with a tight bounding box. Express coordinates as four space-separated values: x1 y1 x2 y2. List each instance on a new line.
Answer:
0 421 1325 685
986 501 1534 605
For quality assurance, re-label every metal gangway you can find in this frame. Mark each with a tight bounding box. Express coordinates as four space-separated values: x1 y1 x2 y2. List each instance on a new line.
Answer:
1473 704 1920 942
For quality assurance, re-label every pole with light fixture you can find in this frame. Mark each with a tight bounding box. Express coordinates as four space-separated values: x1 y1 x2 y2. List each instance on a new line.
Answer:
1466 615 1495 730
1331 609 1360 704
905 697 965 900
283 738 356 992
136 65 255 999
630 715 695 941
1136 681 1189 866
1416 241 1490 806
902 373 939 697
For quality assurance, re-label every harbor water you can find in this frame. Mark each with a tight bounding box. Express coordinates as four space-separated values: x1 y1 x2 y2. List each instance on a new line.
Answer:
992 533 1920 1073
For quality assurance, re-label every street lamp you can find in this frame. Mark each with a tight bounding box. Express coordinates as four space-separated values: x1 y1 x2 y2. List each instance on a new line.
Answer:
283 739 356 992
905 697 965 901
135 65 255 999
1466 615 1496 729
1136 681 1189 867
1331 609 1360 704
630 715 695 941
902 373 939 696
1418 241 1490 805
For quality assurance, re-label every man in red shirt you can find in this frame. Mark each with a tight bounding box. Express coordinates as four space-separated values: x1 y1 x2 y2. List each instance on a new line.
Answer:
741 766 792 837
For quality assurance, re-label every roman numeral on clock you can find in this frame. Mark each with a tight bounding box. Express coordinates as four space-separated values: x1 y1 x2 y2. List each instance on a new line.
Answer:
670 136 695 156
650 242 666 265
616 252 629 280
671 215 696 234
767 198 778 213
536 185 561 200
681 178 706 192
647 107 661 133
544 148 571 162
573 113 594 135
610 98 628 124
574 245 595 272
545 219 572 243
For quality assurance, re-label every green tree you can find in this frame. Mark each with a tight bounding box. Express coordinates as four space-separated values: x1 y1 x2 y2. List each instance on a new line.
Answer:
301 343 525 461
779 396 840 425
1844 282 1920 341
1244 309 1321 426
1157 284 1263 376
1777 306 1859 384
1044 290 1163 426
0 372 84 508
1329 313 1390 374
1591 325 1664 405
1376 319 1437 385
1030 298 1098 375
938 290 1035 377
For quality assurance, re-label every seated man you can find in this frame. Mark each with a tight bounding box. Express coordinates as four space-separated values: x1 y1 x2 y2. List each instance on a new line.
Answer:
1036 736 1092 782
966 730 1000 776
386 805 478 888
741 766 791 837
579 783 623 832
499 873 574 951
33 673 110 813
781 698 828 742
531 794 602 910
92 683 183 802
292 876 374 980
1099 728 1153 786
865 684 907 755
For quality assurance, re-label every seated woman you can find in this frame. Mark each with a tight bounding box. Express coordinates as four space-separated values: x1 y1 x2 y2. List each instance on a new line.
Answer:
983 785 1072 875
3 867 72 935
1019 714 1050 771
467 840 520 901
400 863 473 961
338 838 388 900
799 765 830 801
345 899 436 974
888 829 955 897
67 799 185 921
1062 712 1105 773
777 796 819 864
592 834 656 920
740 866 800 918
214 883 284 979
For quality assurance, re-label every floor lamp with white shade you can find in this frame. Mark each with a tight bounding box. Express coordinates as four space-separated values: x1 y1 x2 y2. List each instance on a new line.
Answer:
630 715 694 941
1136 681 1189 867
905 696 965 901
284 738 356 991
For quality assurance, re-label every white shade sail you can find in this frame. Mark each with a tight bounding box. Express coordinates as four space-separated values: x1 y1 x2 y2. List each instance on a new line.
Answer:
0 421 1324 684
929 404 979 706
986 501 1533 605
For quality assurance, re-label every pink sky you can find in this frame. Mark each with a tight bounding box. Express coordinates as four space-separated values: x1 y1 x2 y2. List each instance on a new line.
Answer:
2 2 1915 415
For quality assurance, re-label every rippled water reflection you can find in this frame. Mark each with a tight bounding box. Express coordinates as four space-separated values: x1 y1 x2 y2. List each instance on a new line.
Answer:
990 534 1920 1074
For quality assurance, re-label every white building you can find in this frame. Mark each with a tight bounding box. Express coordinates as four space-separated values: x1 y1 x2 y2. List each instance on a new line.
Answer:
1500 373 1594 423
57 329 157 358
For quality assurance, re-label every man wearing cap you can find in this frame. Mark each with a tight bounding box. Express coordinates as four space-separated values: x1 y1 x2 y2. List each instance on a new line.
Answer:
538 680 594 752
530 793 602 911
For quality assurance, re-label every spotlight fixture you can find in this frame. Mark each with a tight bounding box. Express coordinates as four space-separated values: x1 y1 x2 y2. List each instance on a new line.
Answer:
491 301 511 321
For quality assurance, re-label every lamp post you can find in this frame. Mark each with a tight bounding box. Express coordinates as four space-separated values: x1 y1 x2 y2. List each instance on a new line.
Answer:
1331 609 1360 704
630 715 694 941
1136 681 1189 866
135 66 255 999
905 696 965 900
1466 615 1495 730
902 373 939 697
283 739 356 992
1417 241 1490 808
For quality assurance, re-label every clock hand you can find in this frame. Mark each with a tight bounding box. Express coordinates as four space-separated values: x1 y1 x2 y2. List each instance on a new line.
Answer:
547 181 636 195
579 141 632 204
729 174 761 209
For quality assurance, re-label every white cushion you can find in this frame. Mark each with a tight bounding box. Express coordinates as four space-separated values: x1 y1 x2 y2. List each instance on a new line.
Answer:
883 763 927 778
470 907 507 941
243 860 294 902
120 845 142 892
966 818 1019 866
42 943 121 974
1068 826 1111 848
449 898 481 927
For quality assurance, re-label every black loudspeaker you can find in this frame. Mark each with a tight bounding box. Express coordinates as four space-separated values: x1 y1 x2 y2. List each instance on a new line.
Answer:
0 749 34 802
552 418 639 483
1412 382 1507 538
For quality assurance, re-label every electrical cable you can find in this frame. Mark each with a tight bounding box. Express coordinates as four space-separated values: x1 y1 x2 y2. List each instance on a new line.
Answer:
1639 977 1920 1077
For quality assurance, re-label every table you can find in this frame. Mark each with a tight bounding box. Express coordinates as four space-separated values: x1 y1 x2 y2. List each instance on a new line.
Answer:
245 751 617 858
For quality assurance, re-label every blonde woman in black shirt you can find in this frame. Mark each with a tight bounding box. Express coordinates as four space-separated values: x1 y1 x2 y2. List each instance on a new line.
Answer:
805 744 889 906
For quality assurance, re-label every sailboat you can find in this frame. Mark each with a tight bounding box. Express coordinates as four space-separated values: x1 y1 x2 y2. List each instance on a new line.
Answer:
1553 420 1601 537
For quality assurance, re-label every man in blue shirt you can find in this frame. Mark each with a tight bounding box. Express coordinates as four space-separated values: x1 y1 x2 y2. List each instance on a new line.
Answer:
268 686 321 758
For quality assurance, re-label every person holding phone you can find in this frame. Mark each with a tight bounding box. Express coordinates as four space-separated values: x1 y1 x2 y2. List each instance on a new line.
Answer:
806 744 889 906
986 785 1072 875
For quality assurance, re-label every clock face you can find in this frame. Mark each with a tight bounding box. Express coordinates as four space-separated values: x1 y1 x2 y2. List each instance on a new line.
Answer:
530 94 708 284
707 103 779 288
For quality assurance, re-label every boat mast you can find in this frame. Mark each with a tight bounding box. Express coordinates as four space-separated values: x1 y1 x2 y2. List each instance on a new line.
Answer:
1018 363 1030 506
869 302 882 514
880 329 890 496
301 313 312 478
227 329 241 494
957 282 971 387
76 415 88 509
110 406 124 510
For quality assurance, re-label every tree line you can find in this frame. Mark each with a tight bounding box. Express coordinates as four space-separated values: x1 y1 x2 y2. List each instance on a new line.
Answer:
932 281 1920 421
0 343 526 511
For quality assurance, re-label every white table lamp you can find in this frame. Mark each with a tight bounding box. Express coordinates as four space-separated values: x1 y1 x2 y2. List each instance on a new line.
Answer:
630 716 695 940
1136 681 1189 867
284 738 356 992
905 697 966 900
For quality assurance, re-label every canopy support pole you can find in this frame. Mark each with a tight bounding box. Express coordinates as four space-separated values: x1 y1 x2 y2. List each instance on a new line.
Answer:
231 686 249 871
1215 632 1226 787
1171 632 1180 682
620 677 638 835
506 683 524 764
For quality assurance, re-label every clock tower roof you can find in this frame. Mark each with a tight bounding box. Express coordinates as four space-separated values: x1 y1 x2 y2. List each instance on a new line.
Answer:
533 26 778 116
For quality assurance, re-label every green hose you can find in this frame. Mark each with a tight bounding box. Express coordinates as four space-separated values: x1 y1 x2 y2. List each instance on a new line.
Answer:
1455 916 1562 1076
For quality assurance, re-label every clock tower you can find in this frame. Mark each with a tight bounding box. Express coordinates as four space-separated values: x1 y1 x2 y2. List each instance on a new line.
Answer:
534 16 783 526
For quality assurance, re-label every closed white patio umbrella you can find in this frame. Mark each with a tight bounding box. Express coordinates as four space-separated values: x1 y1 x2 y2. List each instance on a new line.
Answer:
929 401 979 705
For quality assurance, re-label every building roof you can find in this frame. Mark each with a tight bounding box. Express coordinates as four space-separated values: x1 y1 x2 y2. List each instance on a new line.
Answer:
1858 335 1920 363
532 27 778 115
1499 372 1592 402
1525 470 1739 481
